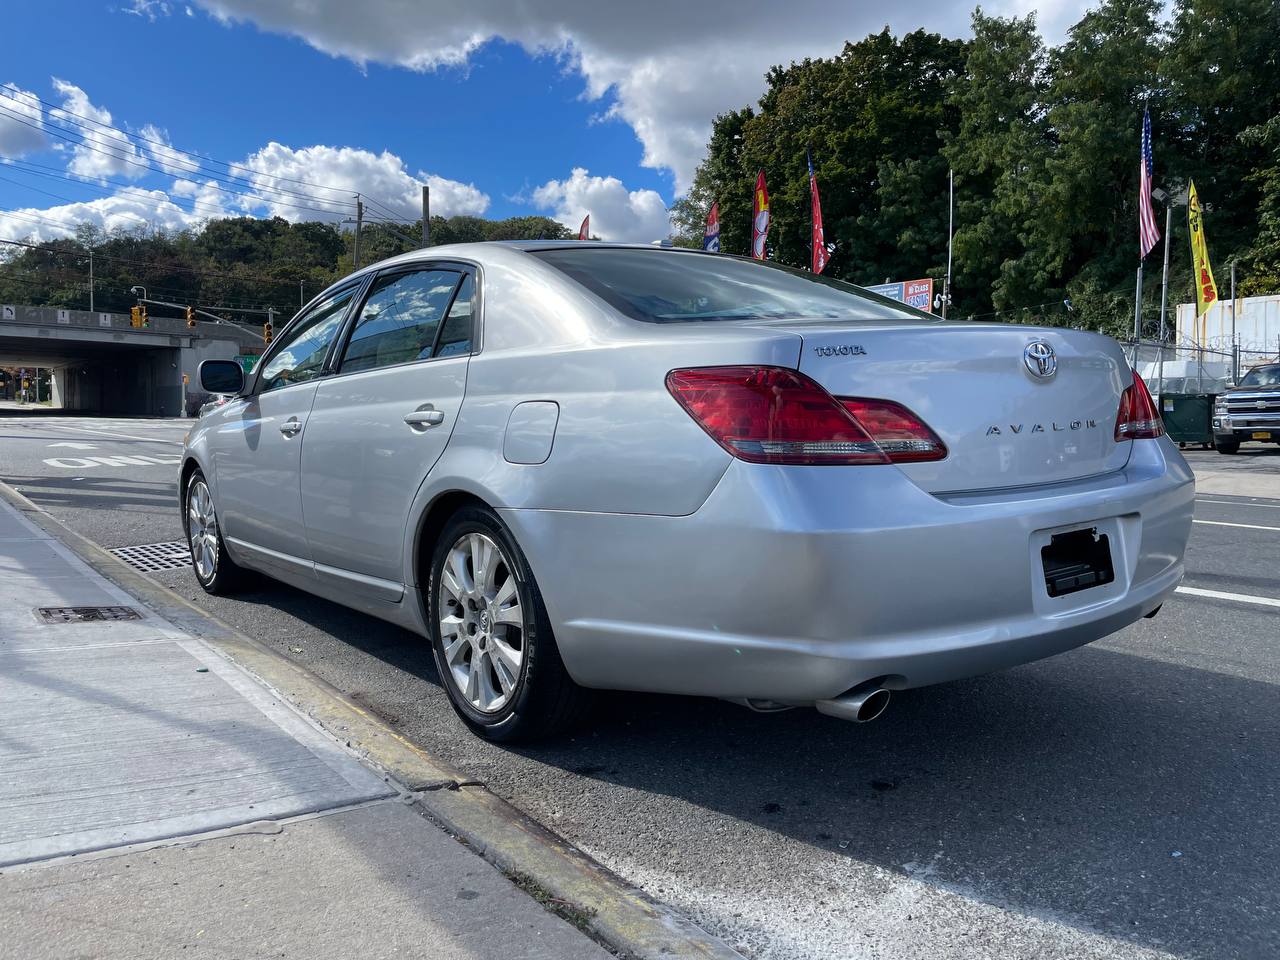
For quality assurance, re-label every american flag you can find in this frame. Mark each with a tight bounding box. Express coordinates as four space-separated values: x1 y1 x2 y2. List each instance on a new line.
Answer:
1138 107 1160 259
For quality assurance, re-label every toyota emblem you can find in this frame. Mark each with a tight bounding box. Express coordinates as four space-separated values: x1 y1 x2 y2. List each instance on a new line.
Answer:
1023 340 1057 379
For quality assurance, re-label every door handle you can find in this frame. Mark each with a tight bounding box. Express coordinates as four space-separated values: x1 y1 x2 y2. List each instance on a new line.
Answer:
404 406 445 430
279 417 302 436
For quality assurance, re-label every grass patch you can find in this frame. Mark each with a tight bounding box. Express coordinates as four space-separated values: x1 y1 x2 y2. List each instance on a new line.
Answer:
504 869 598 932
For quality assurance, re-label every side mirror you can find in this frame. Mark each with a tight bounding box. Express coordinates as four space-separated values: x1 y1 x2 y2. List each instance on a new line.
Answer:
199 359 245 395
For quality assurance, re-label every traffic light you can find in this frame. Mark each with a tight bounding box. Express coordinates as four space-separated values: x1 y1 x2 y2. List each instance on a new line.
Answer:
130 306 142 328
262 320 273 345
141 305 149 328
186 305 196 328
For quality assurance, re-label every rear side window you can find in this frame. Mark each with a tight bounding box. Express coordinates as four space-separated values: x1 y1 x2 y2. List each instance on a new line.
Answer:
435 274 474 358
340 268 463 373
530 247 929 324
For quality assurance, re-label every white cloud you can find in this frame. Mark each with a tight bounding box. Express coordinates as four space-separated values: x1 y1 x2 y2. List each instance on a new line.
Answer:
239 142 488 222
50 79 145 181
189 1 1092 193
140 124 201 176
0 187 211 242
532 167 670 242
0 83 47 157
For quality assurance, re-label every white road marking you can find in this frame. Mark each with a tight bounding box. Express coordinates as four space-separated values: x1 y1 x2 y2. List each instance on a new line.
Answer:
1196 497 1280 509
47 441 98 450
43 454 182 469
1193 519 1280 532
1176 586 1280 608
40 423 184 446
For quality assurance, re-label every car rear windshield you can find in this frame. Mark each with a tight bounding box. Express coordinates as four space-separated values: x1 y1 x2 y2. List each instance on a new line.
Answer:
1237 364 1280 388
529 247 931 324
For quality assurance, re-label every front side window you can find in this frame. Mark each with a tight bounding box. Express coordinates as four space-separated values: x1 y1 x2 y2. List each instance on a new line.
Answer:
530 247 930 324
340 268 463 373
258 287 356 393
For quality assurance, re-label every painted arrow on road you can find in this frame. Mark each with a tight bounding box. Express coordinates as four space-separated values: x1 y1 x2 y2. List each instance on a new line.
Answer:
47 442 98 450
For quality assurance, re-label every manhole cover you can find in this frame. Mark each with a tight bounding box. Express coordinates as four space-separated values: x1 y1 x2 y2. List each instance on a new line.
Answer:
36 606 143 624
109 541 192 572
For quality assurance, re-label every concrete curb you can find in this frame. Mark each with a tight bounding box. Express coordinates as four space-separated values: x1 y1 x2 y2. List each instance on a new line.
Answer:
0 479 743 960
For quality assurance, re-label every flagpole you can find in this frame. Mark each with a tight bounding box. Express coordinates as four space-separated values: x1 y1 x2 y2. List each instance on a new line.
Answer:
943 168 953 319
1133 259 1144 364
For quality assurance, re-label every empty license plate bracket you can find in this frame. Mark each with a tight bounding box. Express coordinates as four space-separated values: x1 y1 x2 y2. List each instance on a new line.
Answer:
1041 527 1115 598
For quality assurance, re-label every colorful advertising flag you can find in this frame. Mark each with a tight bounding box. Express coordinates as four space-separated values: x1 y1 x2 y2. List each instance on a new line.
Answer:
1187 180 1218 316
751 170 770 260
1138 107 1160 259
703 201 720 252
808 152 828 274
578 214 590 240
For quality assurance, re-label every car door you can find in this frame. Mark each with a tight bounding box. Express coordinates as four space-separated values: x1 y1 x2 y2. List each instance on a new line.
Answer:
300 265 474 598
212 284 359 577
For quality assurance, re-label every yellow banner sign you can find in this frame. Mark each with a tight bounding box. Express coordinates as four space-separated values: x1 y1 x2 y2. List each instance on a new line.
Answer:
1188 180 1218 317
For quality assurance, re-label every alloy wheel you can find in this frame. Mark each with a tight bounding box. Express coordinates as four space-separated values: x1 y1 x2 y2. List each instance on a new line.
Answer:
438 532 525 713
187 479 219 581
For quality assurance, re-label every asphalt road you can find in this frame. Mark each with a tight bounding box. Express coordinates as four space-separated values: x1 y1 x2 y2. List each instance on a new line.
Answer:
3 411 1279 960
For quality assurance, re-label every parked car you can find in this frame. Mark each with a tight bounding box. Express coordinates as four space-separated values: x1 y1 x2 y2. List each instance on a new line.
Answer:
1212 362 1280 454
181 243 1194 741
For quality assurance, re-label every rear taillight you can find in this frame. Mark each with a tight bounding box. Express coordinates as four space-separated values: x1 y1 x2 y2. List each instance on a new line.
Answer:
665 366 945 465
1115 370 1164 441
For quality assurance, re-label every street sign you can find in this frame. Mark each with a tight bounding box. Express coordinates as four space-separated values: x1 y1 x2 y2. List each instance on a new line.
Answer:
2 305 14 320
234 354 261 375
865 279 934 313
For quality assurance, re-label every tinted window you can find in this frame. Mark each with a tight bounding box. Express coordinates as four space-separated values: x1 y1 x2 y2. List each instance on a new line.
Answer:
435 274 474 358
530 248 928 324
1238 364 1280 388
341 269 462 373
258 288 355 393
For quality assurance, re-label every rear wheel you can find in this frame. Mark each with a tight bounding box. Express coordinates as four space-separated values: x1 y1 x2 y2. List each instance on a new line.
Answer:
427 505 591 742
184 469 248 594
1214 438 1240 455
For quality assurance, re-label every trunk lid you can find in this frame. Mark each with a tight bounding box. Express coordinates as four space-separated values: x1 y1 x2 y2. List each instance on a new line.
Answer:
787 321 1133 493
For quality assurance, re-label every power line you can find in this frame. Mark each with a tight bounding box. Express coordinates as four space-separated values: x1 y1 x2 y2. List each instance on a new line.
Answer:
0 85 411 218
0 102 359 220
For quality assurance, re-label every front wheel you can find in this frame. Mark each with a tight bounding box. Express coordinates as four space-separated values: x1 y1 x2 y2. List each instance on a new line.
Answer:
184 469 249 594
1214 438 1240 455
426 505 591 742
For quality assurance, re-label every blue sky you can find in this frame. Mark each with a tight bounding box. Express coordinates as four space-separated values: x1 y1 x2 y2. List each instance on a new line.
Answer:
0 0 1088 242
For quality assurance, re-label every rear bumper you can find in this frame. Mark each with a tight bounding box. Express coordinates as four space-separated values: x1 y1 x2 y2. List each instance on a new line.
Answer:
501 437 1195 703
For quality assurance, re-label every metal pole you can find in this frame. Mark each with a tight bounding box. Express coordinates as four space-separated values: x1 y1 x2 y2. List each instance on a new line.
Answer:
1230 259 1237 381
1133 260 1144 363
88 249 94 313
1158 203 1172 342
943 168 953 319
353 196 363 269
422 185 430 247
299 280 304 309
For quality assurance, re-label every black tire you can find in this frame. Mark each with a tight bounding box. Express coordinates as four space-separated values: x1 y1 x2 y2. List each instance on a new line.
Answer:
183 468 249 594
426 505 592 742
1214 438 1240 455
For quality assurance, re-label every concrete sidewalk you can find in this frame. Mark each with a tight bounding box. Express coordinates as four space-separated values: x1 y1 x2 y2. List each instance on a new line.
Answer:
0 497 608 959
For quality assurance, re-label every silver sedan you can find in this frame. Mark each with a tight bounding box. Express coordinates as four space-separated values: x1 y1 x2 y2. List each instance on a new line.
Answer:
182 242 1194 740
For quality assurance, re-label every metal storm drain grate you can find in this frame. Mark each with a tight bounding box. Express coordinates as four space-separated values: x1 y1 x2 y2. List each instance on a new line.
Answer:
109 541 192 572
36 606 143 624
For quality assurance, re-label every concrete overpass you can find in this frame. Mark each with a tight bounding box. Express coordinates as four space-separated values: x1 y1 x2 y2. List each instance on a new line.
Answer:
0 304 265 416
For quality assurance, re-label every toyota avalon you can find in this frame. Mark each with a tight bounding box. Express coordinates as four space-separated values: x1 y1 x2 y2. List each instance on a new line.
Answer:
182 243 1194 741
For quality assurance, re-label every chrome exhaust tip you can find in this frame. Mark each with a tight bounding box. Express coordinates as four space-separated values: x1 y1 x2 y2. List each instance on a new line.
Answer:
815 682 891 723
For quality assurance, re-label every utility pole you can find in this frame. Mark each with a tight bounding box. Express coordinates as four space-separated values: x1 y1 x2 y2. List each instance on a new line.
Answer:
422 184 430 247
300 280 305 309
1230 259 1237 381
943 167 953 319
87 248 94 313
353 195 364 269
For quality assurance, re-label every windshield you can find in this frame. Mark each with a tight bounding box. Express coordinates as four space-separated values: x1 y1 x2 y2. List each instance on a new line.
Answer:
1237 364 1280 388
530 247 932 324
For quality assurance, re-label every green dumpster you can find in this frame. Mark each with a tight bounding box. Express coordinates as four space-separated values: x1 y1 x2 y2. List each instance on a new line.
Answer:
1159 393 1214 447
